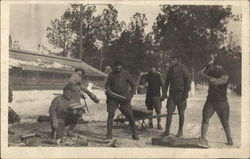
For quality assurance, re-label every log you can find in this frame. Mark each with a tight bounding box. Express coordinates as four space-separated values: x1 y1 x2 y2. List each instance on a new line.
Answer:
37 116 51 122
151 136 209 148
20 133 41 141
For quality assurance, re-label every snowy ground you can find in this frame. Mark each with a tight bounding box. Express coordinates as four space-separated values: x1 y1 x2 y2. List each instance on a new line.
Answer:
9 89 241 148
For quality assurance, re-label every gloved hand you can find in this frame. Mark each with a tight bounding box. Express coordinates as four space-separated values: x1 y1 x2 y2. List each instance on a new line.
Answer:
175 94 183 103
161 94 167 101
182 91 189 100
128 94 134 102
52 119 58 129
106 88 112 95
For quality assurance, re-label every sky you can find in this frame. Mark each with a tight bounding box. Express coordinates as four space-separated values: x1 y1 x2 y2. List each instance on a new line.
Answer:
9 4 242 52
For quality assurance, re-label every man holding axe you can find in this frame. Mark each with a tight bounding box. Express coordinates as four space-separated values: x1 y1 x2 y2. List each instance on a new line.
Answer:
105 61 139 140
68 67 100 105
198 54 233 146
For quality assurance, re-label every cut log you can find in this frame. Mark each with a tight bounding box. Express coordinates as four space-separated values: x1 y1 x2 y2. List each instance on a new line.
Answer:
37 115 51 122
20 133 41 141
151 136 210 148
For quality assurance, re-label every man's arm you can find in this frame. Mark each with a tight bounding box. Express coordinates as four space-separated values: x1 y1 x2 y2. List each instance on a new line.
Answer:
139 73 148 85
49 98 59 129
49 98 57 120
183 66 191 92
201 73 229 86
162 69 171 98
158 73 164 95
127 73 136 97
105 74 112 93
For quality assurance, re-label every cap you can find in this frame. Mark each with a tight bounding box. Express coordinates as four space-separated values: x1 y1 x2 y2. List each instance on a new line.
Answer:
113 61 125 67
75 67 85 74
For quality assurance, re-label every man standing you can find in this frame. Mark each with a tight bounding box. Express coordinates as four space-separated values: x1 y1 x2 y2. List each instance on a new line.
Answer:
140 67 164 130
161 55 191 138
199 56 233 146
49 84 84 139
105 61 139 140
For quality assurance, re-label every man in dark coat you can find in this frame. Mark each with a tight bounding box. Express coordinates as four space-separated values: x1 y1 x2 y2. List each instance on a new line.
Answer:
161 55 191 137
105 61 139 140
199 55 233 146
140 66 164 129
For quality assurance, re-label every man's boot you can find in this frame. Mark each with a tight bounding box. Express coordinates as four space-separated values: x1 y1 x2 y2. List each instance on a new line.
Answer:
148 118 153 128
106 118 113 139
157 116 163 130
176 113 184 138
199 123 209 147
161 114 172 137
128 115 139 140
67 123 77 137
224 127 233 146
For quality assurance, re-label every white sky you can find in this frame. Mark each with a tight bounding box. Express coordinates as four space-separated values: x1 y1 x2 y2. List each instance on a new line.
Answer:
9 4 242 52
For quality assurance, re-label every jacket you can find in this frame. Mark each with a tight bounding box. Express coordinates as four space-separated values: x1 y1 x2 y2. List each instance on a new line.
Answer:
164 62 191 96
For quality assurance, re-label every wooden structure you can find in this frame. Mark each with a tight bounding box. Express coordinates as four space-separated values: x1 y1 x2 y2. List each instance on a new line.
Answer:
9 49 107 90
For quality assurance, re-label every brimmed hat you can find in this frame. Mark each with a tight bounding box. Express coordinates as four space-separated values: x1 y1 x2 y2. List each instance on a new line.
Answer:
75 67 85 74
171 54 180 60
113 61 125 67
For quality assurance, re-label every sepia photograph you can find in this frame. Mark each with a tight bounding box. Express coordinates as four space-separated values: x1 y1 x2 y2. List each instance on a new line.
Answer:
1 0 249 158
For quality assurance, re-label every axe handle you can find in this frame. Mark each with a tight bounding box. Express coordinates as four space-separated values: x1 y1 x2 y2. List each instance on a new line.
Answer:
93 85 127 100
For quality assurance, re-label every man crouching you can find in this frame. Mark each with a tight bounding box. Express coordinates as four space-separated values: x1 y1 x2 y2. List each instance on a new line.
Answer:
49 84 84 139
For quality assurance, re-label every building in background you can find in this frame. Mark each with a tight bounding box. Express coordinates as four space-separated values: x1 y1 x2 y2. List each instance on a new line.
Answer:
9 49 107 90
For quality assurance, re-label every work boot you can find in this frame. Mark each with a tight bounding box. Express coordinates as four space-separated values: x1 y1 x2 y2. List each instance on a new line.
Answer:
227 139 234 146
157 117 162 130
105 135 112 140
176 131 183 138
224 127 233 146
161 131 169 137
132 134 139 140
106 117 113 140
148 122 153 128
157 125 163 130
161 115 172 137
198 137 210 147
67 131 76 137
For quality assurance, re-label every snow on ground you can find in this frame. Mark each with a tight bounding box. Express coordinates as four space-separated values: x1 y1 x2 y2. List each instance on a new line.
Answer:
9 89 241 148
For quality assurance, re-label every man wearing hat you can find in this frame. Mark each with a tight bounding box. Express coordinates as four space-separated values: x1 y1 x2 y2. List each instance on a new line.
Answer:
105 61 139 140
198 55 233 146
161 54 191 138
68 68 86 103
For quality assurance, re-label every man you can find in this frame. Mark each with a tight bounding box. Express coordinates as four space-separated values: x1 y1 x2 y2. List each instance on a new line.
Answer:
49 84 83 139
105 61 139 140
199 55 233 146
8 84 21 124
161 55 191 138
140 66 164 130
68 68 86 103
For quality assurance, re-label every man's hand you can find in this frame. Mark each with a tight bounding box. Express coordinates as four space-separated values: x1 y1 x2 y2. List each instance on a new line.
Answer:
182 91 189 101
52 119 58 129
106 88 112 95
128 94 134 102
161 94 167 101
